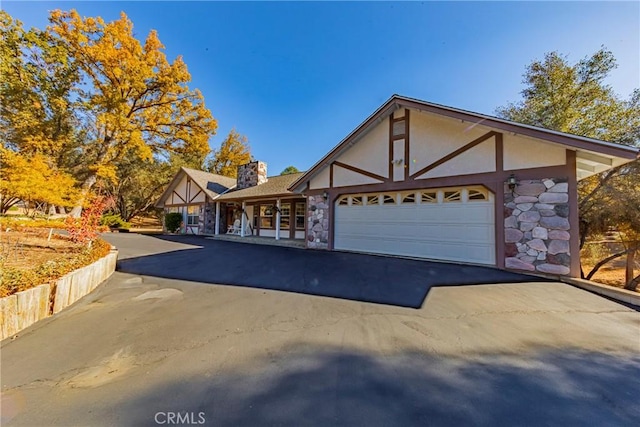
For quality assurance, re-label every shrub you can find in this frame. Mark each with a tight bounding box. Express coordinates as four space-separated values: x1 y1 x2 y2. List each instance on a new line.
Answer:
0 217 68 231
100 214 131 229
164 212 183 233
65 196 113 244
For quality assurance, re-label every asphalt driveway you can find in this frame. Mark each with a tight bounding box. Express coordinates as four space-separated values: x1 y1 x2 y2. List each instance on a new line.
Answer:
1 233 639 426
114 234 541 308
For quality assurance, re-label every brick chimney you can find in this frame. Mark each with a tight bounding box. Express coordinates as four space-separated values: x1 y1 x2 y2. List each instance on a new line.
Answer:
236 161 268 189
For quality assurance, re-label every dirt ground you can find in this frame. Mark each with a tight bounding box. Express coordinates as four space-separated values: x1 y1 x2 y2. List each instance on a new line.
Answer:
128 216 162 232
0 228 81 270
581 240 639 291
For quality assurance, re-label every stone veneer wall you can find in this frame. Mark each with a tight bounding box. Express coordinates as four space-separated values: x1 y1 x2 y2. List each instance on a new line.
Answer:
201 200 216 235
504 178 571 275
307 195 329 249
237 161 268 190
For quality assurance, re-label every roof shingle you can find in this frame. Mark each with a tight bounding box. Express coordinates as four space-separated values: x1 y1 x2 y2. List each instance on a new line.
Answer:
216 172 305 201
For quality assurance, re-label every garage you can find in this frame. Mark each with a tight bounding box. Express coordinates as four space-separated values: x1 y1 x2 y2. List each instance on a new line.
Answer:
334 186 495 265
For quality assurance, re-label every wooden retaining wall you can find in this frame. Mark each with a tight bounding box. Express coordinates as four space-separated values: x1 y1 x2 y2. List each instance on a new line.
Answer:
0 249 118 340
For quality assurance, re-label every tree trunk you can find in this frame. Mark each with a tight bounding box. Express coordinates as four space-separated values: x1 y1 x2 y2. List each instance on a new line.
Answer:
624 247 636 291
69 174 97 218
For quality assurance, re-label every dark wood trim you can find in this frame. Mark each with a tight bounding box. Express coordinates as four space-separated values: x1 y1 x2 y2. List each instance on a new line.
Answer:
289 95 638 193
494 133 505 269
328 193 335 250
322 164 571 196
388 114 394 179
329 163 334 188
251 203 260 236
404 108 410 181
396 98 639 159
172 191 186 203
410 131 499 179
391 115 405 122
566 150 581 277
392 134 406 140
217 194 304 203
494 183 506 270
333 161 387 183
189 189 203 203
495 132 503 173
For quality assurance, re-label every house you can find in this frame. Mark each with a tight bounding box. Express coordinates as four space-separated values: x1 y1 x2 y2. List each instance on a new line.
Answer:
155 167 236 235
214 163 307 240
159 95 638 278
156 163 307 241
287 95 639 277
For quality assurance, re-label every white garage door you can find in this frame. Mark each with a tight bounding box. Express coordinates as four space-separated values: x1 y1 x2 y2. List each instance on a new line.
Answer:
334 187 495 265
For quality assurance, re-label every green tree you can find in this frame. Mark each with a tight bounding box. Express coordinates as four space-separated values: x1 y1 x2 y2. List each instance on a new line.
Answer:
497 47 640 288
48 10 216 216
206 128 251 178
280 165 300 175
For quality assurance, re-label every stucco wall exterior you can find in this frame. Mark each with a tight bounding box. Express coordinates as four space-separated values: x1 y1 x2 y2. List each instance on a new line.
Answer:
336 117 389 178
309 166 330 189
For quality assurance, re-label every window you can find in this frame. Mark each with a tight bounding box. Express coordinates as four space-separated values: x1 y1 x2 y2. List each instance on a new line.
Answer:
421 191 437 203
401 192 416 204
383 194 396 205
260 205 274 228
366 195 379 205
351 196 363 206
167 206 179 213
280 203 290 228
444 190 461 202
337 196 349 206
468 188 488 201
187 206 199 225
295 203 305 229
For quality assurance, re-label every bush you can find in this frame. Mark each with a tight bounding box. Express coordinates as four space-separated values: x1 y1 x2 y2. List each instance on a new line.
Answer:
0 217 68 231
164 212 183 233
100 214 131 229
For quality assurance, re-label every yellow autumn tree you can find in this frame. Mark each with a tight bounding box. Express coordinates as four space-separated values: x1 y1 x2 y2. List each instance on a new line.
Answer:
0 148 79 215
48 10 216 216
206 129 252 178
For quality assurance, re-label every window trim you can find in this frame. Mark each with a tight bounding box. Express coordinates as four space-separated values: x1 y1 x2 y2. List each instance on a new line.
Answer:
186 205 199 226
279 202 291 229
259 204 275 229
295 202 306 230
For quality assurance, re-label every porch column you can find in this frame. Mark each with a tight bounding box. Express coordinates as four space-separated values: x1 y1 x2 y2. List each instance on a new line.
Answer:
241 201 246 237
275 199 281 240
214 201 220 235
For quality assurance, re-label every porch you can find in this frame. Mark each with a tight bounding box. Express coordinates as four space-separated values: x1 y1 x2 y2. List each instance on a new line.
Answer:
207 234 306 249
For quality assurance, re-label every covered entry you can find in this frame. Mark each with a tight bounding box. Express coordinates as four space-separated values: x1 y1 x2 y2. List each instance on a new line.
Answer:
334 186 495 265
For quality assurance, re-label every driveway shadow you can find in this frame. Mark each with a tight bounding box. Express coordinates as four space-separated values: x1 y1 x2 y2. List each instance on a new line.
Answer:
95 347 640 426
112 235 546 308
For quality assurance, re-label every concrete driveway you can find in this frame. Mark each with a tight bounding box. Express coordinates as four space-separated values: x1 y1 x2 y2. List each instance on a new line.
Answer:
1 233 639 426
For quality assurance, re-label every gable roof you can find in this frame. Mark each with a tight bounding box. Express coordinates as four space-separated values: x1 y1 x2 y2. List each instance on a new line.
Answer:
155 167 236 207
289 94 639 191
215 172 305 202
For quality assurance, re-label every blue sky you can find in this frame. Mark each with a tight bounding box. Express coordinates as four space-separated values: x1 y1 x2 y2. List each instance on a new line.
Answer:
3 1 639 175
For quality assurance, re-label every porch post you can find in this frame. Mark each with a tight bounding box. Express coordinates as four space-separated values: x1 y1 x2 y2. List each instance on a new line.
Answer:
241 201 246 237
214 202 220 235
275 199 281 240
